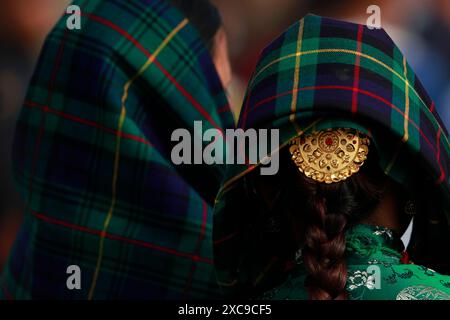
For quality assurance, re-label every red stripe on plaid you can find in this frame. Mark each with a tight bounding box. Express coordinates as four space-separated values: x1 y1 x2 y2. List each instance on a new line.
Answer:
246 85 445 180
217 104 232 114
239 94 252 130
155 58 222 130
24 101 152 146
183 200 209 296
430 101 435 113
83 13 221 130
30 210 213 265
352 25 364 114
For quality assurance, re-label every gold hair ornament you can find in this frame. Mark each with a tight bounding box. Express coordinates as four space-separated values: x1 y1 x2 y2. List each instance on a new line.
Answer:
289 128 370 184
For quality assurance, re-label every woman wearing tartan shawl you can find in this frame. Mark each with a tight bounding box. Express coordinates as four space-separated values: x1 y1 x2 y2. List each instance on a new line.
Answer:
213 14 450 300
1 0 235 299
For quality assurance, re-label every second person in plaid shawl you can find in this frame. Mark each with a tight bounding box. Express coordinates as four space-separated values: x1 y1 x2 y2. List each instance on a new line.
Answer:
1 0 235 299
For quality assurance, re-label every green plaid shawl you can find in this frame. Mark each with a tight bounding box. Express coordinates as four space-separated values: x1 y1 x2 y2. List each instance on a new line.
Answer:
1 0 234 299
213 14 450 298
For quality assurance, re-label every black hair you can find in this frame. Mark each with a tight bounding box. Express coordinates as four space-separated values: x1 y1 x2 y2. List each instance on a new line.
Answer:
170 0 222 51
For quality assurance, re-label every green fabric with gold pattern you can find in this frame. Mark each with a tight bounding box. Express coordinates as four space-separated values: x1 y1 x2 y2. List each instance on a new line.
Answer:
258 224 450 300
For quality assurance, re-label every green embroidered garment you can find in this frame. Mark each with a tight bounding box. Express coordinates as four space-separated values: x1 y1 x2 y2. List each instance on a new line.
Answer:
259 224 450 300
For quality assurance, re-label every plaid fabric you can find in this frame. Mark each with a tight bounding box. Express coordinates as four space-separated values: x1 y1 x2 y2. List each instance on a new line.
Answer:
213 14 450 297
1 0 234 299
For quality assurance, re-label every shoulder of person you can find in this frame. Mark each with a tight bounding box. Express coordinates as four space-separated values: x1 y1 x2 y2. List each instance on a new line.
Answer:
348 264 450 300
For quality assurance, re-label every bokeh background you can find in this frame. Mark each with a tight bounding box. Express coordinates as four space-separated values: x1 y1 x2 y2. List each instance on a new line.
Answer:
0 0 449 270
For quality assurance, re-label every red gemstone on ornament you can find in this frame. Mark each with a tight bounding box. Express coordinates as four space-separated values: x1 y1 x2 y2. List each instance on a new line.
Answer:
325 137 333 146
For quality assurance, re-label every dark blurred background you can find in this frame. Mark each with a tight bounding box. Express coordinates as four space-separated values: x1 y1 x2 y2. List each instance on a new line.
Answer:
1 0 449 270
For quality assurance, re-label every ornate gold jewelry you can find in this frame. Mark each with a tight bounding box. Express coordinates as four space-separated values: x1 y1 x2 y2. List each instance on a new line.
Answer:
289 128 370 184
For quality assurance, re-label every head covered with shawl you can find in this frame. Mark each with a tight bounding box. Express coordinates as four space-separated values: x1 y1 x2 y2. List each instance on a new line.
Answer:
1 0 234 299
213 14 450 300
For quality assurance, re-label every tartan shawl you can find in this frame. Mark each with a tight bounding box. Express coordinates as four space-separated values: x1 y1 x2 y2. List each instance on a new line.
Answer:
1 0 234 299
213 14 450 298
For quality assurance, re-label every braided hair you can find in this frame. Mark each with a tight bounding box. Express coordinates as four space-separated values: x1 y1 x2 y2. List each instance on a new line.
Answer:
284 147 387 299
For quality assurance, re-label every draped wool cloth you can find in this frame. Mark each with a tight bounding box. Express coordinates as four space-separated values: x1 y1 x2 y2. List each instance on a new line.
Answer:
213 14 450 299
1 0 234 299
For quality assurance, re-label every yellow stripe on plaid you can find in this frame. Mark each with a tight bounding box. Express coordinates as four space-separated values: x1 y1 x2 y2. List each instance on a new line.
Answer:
290 19 305 134
249 48 449 146
217 119 323 198
402 57 410 143
88 18 189 300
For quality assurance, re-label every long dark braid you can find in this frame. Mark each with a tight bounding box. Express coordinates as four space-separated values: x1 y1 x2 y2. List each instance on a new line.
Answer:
281 148 387 299
303 184 348 299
